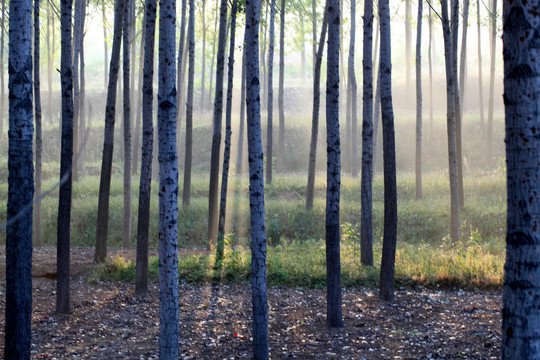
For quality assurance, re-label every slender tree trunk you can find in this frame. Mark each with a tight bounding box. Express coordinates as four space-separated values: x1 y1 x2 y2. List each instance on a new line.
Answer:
135 0 156 294
440 0 461 244
208 0 219 110
349 0 358 177
122 0 133 249
378 0 398 302
216 0 238 263
95 0 125 262
176 0 187 153
34 0 43 247
236 41 247 175
459 0 469 112
132 13 146 176
72 0 82 182
57 0 74 314
360 0 374 265
208 0 231 246
200 0 207 111
260 0 269 111
183 0 195 205
326 0 343 328
373 65 383 173
277 0 285 173
5 0 34 355
486 0 496 166
102 0 108 87
415 0 422 200
306 6 328 210
46 1 51 121
501 2 540 356
79 1 86 174
477 0 485 132
157 0 179 355
245 0 269 356
266 0 275 184
428 7 433 137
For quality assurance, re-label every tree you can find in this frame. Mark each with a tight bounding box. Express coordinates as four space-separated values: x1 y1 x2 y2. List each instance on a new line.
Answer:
458 0 470 111
476 0 485 132
72 0 84 182
5 0 34 355
440 0 460 244
245 0 269 356
378 0 398 302
486 0 497 166
360 0 374 265
325 0 343 327
102 0 108 87
34 0 43 247
306 6 328 210
236 35 247 175
405 0 411 92
266 0 276 184
207 0 219 110
428 6 433 136
216 0 239 264
95 0 125 262
277 0 285 173
501 1 540 356
208 0 230 246
176 0 188 148
123 0 133 249
200 0 207 111
349 0 358 177
136 0 156 295
0 0 5 136
157 0 180 356
183 0 195 205
415 0 422 200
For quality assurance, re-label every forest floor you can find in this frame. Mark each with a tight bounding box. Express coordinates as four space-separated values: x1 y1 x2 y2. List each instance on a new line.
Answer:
0 247 501 359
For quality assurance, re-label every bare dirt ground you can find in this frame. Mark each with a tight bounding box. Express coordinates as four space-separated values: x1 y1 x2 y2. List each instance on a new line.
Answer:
0 247 501 359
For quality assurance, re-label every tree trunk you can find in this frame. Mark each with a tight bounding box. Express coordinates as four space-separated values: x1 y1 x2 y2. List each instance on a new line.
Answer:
95 0 125 262
135 0 156 295
349 0 358 177
245 0 269 356
34 0 43 247
132 13 146 176
72 0 82 182
200 0 207 111
502 2 540 356
428 7 433 137
236 40 247 175
458 0 469 112
476 0 485 132
216 0 238 264
405 0 411 93
102 0 108 87
122 0 132 249
157 0 179 355
208 0 219 110
5 0 34 355
360 0 374 265
176 0 187 154
486 0 496 166
57 0 74 314
378 0 398 302
277 0 285 173
46 1 52 120
260 0 269 111
183 0 195 205
440 0 461 244
311 0 316 74
325 0 343 328
415 0 422 200
266 0 275 184
79 1 86 175
208 0 231 247
306 6 328 210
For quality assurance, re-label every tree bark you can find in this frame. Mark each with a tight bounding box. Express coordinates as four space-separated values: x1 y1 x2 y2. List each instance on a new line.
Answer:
57 0 74 314
122 0 133 249
245 0 269 356
72 0 82 182
208 0 219 110
348 0 358 177
277 0 285 173
458 0 469 112
415 0 422 200
157 0 179 356
132 12 146 176
501 2 540 356
79 1 86 175
5 0 34 355
208 0 229 245
306 7 328 211
440 0 461 244
378 0 398 302
200 0 207 111
183 0 195 205
486 0 497 166
236 39 247 175
34 0 43 247
135 0 156 295
360 0 374 265
216 0 238 264
95 0 125 262
266 0 275 184
176 0 187 152
326 0 343 328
